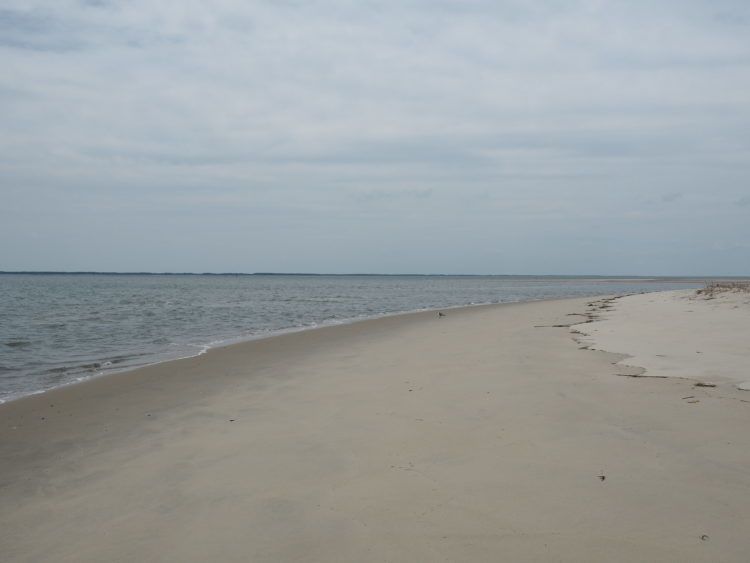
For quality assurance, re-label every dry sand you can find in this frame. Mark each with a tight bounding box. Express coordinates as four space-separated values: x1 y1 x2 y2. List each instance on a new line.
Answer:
2 296 750 562
575 289 750 390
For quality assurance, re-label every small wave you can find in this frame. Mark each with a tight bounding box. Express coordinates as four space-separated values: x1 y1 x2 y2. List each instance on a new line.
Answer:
45 361 101 375
109 353 149 361
4 340 32 349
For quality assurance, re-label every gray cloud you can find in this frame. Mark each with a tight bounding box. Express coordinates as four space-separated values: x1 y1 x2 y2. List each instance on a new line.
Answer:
1 0 749 274
660 193 684 203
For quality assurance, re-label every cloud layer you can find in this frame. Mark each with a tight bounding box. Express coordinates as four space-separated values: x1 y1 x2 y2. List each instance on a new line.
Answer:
2 0 749 274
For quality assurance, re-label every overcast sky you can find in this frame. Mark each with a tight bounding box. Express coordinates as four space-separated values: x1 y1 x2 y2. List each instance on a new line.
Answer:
1 1 749 275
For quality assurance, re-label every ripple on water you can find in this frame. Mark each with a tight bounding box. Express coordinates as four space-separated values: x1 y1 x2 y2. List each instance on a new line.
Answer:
0 274 703 402
4 340 32 349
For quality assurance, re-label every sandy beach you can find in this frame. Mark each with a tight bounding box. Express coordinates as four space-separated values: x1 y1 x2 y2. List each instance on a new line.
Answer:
574 288 750 390
2 293 749 562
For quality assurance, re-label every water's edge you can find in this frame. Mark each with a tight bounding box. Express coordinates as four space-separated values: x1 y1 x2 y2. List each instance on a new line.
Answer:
1 275 705 403
1 293 610 405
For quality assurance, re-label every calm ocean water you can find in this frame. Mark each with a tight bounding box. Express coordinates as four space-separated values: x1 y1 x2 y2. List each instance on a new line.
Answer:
0 274 701 402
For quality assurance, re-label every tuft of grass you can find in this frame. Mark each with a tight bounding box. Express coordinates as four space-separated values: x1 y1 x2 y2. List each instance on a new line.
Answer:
696 281 750 297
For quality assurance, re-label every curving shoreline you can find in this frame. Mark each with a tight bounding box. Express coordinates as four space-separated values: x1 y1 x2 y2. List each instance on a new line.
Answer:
0 275 702 404
0 298 531 405
2 294 749 561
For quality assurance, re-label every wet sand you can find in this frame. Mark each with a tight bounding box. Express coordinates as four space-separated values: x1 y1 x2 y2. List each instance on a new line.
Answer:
2 296 749 562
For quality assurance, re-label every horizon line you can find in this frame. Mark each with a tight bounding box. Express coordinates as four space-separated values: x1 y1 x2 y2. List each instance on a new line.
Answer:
0 271 746 279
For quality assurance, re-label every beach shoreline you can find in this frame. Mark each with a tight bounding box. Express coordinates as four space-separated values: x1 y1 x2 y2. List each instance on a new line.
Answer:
2 292 749 561
1 297 575 411
0 275 703 405
0 294 623 406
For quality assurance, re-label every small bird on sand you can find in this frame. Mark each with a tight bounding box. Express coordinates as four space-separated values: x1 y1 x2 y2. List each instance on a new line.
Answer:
438 312 446 318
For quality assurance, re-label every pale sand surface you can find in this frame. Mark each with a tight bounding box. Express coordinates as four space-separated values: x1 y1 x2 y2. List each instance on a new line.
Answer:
2 296 750 562
575 289 750 389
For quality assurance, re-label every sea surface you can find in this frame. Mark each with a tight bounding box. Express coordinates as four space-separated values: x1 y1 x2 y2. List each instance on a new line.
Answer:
0 274 703 402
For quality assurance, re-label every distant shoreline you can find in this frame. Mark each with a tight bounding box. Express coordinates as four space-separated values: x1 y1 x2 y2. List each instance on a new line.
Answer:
1 271 744 280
